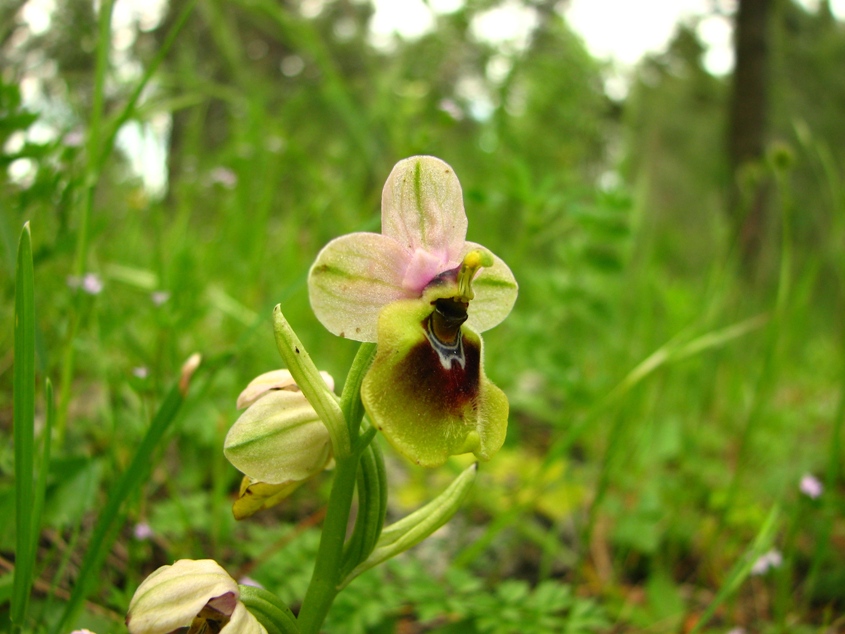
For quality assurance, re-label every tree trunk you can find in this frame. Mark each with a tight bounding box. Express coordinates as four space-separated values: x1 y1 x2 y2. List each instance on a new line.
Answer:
728 0 771 268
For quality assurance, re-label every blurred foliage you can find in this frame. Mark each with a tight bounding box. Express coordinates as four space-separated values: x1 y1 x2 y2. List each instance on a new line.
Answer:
625 0 845 293
1 0 844 632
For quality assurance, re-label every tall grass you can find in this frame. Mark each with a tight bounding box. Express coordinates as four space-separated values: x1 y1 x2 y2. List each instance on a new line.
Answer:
12 224 36 633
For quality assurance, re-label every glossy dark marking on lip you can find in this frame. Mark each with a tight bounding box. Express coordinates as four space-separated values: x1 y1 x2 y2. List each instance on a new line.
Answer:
397 329 481 419
425 326 466 370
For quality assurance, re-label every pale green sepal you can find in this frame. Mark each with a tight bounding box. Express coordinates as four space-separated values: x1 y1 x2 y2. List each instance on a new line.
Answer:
273 305 349 458
308 233 412 343
340 463 477 588
224 390 332 485
237 369 334 409
238 585 300 634
462 241 519 334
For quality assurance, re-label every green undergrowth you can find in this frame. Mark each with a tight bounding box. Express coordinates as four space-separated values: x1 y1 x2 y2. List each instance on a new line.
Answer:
2 1 844 632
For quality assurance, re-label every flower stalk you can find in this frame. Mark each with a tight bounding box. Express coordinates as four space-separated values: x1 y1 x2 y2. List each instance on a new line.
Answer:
296 343 377 634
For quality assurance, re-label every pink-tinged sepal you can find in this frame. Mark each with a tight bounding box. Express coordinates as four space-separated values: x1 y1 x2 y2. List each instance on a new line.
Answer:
381 156 468 263
361 299 508 467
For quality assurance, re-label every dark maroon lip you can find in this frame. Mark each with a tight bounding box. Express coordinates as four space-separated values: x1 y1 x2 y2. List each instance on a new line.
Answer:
397 328 481 421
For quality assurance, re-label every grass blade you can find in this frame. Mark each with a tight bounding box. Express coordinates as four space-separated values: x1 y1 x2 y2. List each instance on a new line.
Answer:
95 0 198 173
12 222 36 632
689 505 781 633
32 379 55 562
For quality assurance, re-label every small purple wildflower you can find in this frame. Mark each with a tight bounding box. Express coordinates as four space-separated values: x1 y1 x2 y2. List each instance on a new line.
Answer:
67 273 104 295
751 549 783 575
799 473 823 499
82 273 103 294
133 522 154 540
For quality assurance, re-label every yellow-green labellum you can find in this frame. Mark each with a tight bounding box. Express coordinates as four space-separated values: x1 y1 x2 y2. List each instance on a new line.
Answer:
361 298 508 467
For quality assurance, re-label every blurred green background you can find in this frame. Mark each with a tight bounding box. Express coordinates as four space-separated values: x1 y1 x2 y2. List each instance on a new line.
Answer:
1 0 844 632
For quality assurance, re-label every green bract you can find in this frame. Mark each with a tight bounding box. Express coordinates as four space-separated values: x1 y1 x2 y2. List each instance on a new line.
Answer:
308 156 517 466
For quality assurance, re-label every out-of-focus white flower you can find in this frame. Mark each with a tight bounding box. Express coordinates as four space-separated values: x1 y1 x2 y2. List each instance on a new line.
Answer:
82 273 104 294
133 367 149 379
67 273 104 295
126 559 266 634
751 549 783 575
64 130 85 147
210 167 237 189
151 290 170 306
799 473 823 499
438 98 464 120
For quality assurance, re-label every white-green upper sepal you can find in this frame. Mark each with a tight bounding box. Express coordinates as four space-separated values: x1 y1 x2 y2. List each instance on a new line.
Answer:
224 389 332 484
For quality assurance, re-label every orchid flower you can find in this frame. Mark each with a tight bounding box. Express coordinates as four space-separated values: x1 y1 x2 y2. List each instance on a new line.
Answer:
126 559 266 634
224 369 335 518
309 156 517 466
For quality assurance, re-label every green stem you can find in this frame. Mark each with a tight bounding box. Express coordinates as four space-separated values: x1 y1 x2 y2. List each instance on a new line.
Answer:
296 342 376 633
74 0 113 277
340 343 377 437
296 453 360 634
722 162 793 519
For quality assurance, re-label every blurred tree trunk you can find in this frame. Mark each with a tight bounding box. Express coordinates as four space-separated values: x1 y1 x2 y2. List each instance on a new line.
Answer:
727 0 771 268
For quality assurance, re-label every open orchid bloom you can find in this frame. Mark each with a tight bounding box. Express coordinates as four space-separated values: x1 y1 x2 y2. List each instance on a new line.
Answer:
309 156 517 466
126 559 266 634
224 369 335 517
